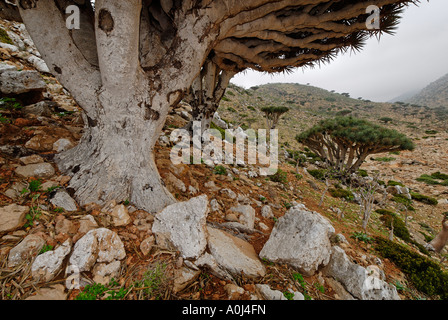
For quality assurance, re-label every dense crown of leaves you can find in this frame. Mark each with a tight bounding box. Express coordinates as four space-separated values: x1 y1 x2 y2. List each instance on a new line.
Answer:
261 106 290 115
296 117 415 151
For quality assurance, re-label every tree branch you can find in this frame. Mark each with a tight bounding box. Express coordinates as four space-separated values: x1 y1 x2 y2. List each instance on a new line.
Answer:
18 0 101 115
95 0 143 90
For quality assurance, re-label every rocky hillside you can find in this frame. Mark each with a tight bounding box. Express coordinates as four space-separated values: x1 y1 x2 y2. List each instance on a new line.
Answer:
407 72 448 109
1 19 448 302
218 82 448 150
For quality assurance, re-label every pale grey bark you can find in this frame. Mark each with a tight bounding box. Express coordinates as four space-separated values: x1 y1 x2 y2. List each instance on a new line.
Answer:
11 0 414 213
185 60 236 133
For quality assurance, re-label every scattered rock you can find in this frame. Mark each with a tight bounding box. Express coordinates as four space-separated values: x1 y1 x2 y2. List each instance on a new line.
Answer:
194 252 232 281
31 239 72 282
22 101 53 117
50 190 78 212
173 267 201 293
25 134 58 152
210 199 221 212
204 180 219 191
255 284 287 300
53 138 74 153
261 205 273 219
19 154 44 165
68 228 126 272
55 216 78 237
220 188 237 199
15 163 55 179
78 215 98 234
152 195 209 259
224 283 245 300
26 54 50 73
0 70 46 95
0 204 28 233
259 207 335 276
25 284 67 300
165 172 186 193
8 234 46 268
92 261 121 285
229 204 256 229
323 246 400 300
109 204 131 227
206 226 265 279
140 235 155 256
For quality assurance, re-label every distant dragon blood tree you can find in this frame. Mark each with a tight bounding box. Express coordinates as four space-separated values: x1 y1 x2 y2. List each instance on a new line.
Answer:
296 117 415 173
1 0 418 213
261 106 289 129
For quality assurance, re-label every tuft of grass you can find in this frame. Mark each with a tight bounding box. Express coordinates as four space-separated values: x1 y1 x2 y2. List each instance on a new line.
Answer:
0 97 22 110
350 232 374 244
75 279 128 300
28 179 42 192
213 165 227 175
269 169 288 184
0 27 13 45
133 263 168 300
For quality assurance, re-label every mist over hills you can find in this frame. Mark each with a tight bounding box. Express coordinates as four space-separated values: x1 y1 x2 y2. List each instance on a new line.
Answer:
405 72 448 108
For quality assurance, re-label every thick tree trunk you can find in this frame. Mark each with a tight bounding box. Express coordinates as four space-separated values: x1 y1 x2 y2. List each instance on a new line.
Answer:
56 84 177 212
19 0 212 213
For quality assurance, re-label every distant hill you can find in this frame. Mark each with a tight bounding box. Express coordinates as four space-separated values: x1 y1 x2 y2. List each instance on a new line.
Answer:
406 72 448 108
388 89 421 103
218 82 448 149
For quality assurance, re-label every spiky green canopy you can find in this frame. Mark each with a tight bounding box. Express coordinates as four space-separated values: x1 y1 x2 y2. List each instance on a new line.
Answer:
296 117 414 171
261 106 290 115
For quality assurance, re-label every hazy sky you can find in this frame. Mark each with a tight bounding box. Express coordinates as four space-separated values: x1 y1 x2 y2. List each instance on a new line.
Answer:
231 0 448 102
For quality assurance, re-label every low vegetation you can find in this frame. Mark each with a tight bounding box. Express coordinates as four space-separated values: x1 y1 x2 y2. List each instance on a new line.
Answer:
375 238 448 299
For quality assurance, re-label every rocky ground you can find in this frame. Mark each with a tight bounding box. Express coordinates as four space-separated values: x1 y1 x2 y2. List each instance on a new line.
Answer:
1 19 447 301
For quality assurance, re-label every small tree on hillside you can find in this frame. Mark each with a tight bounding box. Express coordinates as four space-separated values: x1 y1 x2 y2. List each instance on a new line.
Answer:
261 106 289 129
296 117 414 173
379 117 393 124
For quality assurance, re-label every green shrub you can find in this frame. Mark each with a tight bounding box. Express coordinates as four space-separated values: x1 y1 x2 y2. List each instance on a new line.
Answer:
431 172 448 180
350 232 374 244
213 165 227 175
269 169 288 184
357 169 368 177
375 237 448 299
416 174 440 185
0 97 23 110
329 188 354 201
392 194 415 211
410 192 438 206
75 279 128 300
387 180 404 187
372 156 395 162
376 209 410 241
28 179 42 192
307 169 327 181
